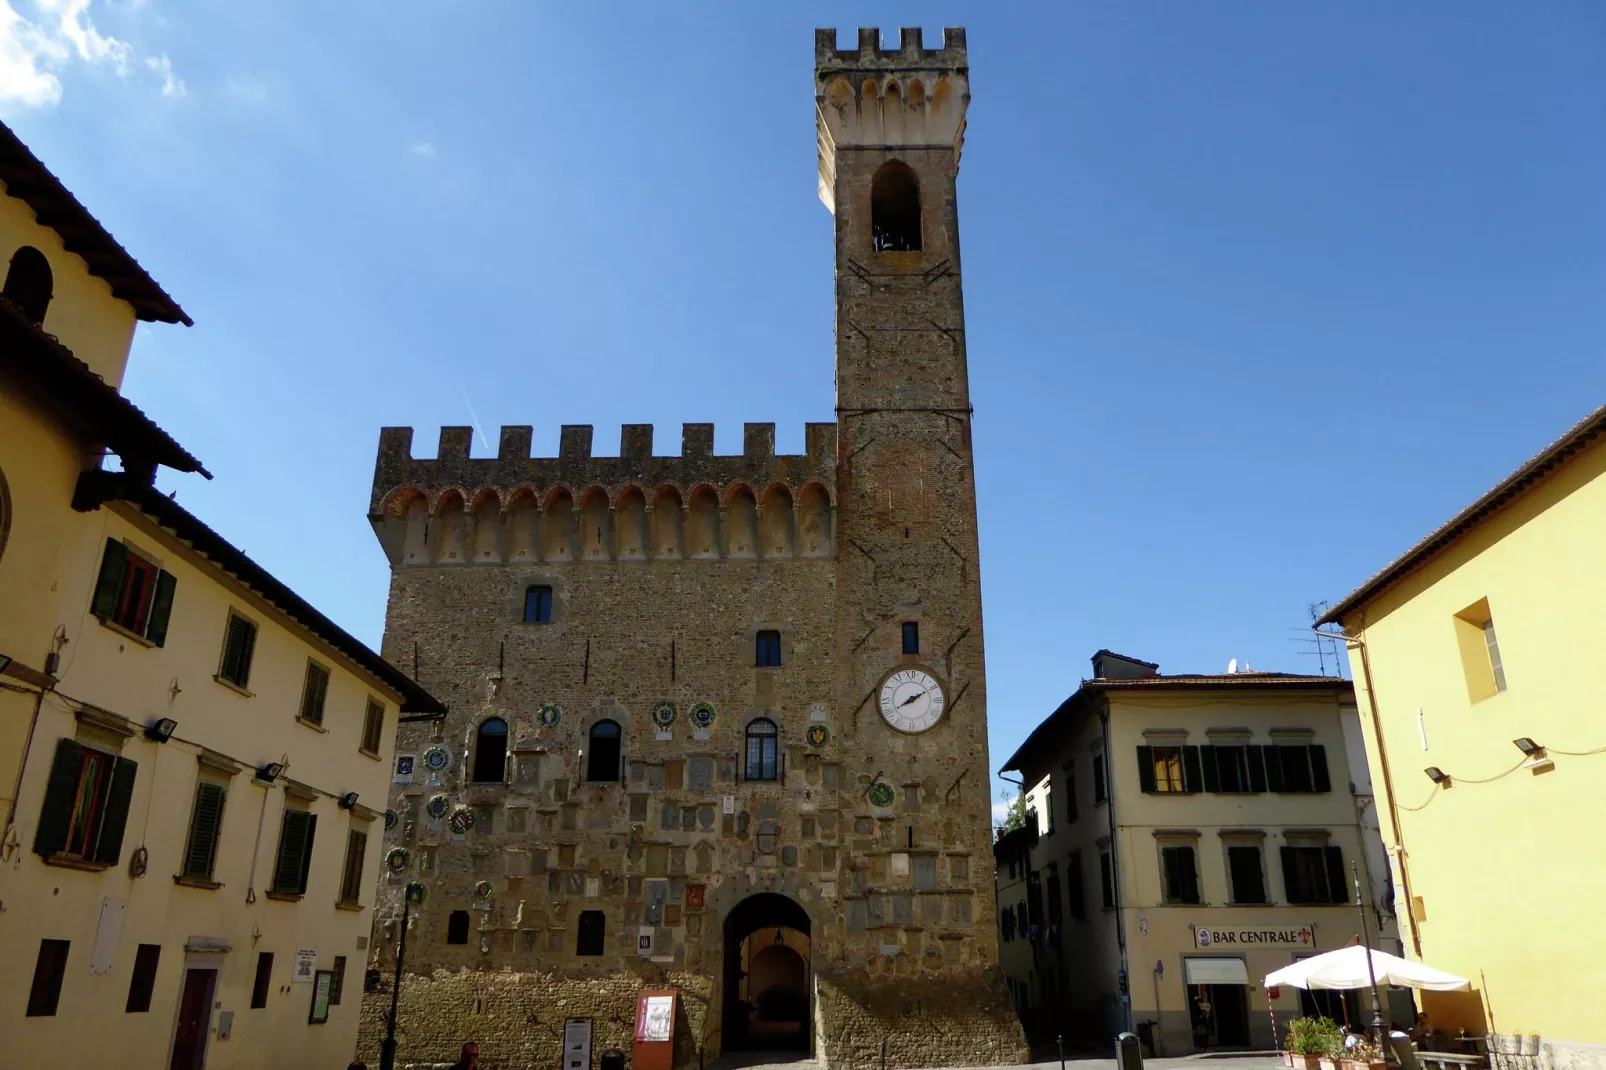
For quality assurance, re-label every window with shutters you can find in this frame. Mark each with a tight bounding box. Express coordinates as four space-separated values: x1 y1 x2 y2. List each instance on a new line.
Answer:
1265 744 1330 795
90 538 177 646
1041 783 1054 834
744 718 779 781
1160 844 1201 905
472 717 508 782
1092 750 1107 804
33 737 136 867
250 952 273 1008
125 944 161 1012
26 938 70 1016
360 698 386 756
1064 768 1078 823
4 245 53 323
1137 745 1188 794
299 662 331 726
1226 843 1268 904
329 956 346 1005
1098 848 1115 909
523 585 553 624
1206 745 1253 793
1066 851 1086 920
1280 842 1347 905
338 828 367 906
576 910 606 955
179 780 228 884
447 910 471 944
216 612 258 690
269 809 317 898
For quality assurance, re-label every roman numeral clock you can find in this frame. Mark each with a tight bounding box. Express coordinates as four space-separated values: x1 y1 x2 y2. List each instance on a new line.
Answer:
877 666 948 734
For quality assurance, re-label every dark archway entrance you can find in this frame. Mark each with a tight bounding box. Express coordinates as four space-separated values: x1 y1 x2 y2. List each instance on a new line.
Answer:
722 892 811 1054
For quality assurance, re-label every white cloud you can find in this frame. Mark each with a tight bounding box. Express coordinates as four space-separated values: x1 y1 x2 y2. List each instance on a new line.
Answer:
0 0 179 108
407 140 436 158
991 800 1011 824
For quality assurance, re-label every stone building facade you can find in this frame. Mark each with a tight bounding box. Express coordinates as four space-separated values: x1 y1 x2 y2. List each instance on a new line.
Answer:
357 28 1027 1069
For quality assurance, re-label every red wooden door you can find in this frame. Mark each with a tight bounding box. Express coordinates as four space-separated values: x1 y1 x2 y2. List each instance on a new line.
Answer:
170 968 216 1070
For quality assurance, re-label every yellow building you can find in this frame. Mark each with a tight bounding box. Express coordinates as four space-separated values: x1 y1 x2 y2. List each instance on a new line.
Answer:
1318 404 1606 1069
998 651 1405 1056
0 120 443 1068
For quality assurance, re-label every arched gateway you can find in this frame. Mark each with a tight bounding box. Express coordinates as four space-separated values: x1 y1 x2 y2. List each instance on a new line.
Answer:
723 893 812 1054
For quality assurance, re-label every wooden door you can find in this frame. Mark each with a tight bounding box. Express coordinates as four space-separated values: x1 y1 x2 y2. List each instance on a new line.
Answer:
170 968 216 1070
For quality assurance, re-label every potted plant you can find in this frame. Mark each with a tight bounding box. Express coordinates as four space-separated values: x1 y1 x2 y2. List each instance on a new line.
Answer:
1341 1039 1387 1070
1286 1017 1344 1070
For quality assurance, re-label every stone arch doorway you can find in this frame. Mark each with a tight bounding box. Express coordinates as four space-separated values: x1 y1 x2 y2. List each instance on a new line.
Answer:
722 892 812 1054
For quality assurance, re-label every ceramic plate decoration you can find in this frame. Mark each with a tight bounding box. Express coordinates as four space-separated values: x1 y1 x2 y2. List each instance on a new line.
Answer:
384 809 399 831
474 880 494 900
652 703 677 729
690 702 716 730
385 847 410 872
449 807 475 834
426 794 450 819
806 724 829 748
868 781 895 808
423 745 451 772
539 704 562 728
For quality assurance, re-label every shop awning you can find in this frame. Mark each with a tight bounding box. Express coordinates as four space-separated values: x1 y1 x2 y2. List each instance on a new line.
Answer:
1185 957 1249 985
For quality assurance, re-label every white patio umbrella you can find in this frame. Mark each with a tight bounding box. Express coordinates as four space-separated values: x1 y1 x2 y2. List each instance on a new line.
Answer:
1265 946 1471 992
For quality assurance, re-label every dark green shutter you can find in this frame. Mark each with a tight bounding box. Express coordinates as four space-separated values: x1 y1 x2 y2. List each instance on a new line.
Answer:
234 621 256 688
183 783 227 879
273 811 312 893
297 813 317 894
341 830 367 903
90 539 127 620
93 756 137 865
33 738 83 857
1136 746 1155 793
1246 746 1268 793
1325 845 1348 904
1279 846 1297 901
1310 745 1331 793
1199 746 1219 793
1181 746 1203 794
1181 848 1199 904
146 571 177 647
1263 744 1285 792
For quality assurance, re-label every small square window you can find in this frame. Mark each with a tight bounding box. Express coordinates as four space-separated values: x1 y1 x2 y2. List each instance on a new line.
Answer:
217 613 258 690
523 585 553 624
901 622 919 655
755 630 781 668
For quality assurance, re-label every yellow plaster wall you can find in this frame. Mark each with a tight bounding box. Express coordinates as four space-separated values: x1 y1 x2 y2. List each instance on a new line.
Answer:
1339 435 1606 1049
0 503 406 1068
0 186 141 386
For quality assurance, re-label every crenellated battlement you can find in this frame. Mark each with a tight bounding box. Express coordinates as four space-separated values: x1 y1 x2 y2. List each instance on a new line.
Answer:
369 423 837 567
814 27 967 71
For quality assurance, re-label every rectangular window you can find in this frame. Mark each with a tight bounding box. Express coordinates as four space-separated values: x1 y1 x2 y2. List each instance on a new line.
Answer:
250 952 273 1009
1092 751 1107 804
1066 851 1086 919
1211 746 1252 793
1145 746 1185 793
1042 784 1054 834
523 585 553 624
447 910 470 944
32 737 136 866
329 956 346 1006
1045 865 1062 925
744 721 779 782
1267 744 1330 794
299 662 330 725
1483 620 1507 692
360 699 385 756
1160 844 1201 905
901 622 919 655
270 810 317 896
125 943 161 1013
217 613 258 689
577 910 606 955
1281 844 1348 905
1099 849 1115 909
180 781 228 881
90 538 177 646
755 629 781 668
1454 598 1508 702
1227 844 1267 904
27 939 70 1017
1064 769 1078 823
338 828 368 906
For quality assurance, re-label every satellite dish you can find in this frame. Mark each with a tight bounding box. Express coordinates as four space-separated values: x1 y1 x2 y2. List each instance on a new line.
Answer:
1227 658 1238 675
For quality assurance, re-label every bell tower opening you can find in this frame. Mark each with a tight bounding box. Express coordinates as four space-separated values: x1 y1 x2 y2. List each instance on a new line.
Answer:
871 161 921 251
722 892 812 1054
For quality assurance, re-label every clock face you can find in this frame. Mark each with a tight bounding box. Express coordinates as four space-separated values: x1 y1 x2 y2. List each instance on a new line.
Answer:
878 667 946 734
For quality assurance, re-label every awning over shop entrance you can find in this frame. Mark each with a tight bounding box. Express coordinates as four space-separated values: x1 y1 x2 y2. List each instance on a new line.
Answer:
1185 957 1249 985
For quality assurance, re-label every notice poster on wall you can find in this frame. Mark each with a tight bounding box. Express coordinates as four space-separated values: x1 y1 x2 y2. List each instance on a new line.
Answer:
636 994 673 1043
292 949 317 983
563 1018 593 1070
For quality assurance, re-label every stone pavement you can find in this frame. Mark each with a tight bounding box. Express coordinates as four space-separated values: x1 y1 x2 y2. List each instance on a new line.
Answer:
705 1054 1286 1070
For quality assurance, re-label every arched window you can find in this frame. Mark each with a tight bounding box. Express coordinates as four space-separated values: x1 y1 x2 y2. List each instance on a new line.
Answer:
871 161 921 252
472 717 508 782
586 720 621 783
745 718 779 782
3 246 52 324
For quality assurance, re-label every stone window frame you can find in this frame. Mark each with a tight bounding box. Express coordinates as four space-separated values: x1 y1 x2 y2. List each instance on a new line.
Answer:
579 703 627 785
469 714 510 785
510 573 565 627
742 624 792 669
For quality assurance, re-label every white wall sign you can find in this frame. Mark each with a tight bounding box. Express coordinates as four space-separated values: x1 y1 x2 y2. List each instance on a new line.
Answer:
292 948 317 983
564 1018 593 1070
89 897 126 975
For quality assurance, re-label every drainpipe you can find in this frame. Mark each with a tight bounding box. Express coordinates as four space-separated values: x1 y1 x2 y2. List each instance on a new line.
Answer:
1314 623 1422 958
1101 704 1132 1035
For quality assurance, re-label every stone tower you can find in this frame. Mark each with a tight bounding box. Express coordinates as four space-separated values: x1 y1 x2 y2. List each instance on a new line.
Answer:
357 27 1025 1069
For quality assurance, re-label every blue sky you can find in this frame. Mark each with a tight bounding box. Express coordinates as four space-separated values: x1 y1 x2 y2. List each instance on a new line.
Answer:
8 2 1605 810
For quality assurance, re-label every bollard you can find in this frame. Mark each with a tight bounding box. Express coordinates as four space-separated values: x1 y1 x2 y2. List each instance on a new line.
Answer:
1116 1031 1143 1070
881 1037 888 1070
1058 1034 1066 1070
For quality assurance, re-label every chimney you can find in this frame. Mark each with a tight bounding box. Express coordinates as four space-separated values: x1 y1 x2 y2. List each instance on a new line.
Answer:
1091 650 1160 680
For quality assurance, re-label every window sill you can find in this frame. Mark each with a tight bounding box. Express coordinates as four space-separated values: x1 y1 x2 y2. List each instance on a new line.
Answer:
358 748 381 762
296 716 330 734
173 874 223 891
97 615 156 648
42 853 111 873
335 900 365 912
213 675 253 698
264 890 304 903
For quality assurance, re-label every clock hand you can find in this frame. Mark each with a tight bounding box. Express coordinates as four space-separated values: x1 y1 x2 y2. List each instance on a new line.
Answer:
900 693 922 707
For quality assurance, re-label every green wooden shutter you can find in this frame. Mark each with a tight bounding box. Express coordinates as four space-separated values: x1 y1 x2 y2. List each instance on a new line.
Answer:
182 783 227 879
90 539 127 620
33 738 84 857
1246 746 1267 793
296 813 317 894
1278 845 1297 902
1325 845 1348 904
1181 847 1200 904
145 571 177 647
301 665 329 724
93 756 138 865
1263 744 1286 792
1181 746 1203 794
1135 746 1155 793
1199 746 1219 793
1309 745 1331 793
272 811 311 893
341 830 367 903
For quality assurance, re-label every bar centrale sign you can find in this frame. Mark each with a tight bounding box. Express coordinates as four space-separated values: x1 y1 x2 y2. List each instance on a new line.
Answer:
1194 924 1314 949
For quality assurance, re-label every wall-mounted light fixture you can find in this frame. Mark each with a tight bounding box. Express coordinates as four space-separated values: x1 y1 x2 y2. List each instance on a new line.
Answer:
338 791 360 810
1512 737 1542 756
1424 767 1450 786
255 761 286 784
144 717 178 743
1513 737 1554 774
